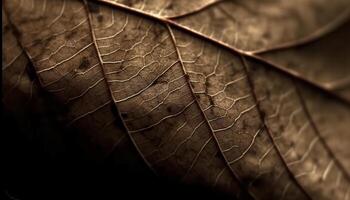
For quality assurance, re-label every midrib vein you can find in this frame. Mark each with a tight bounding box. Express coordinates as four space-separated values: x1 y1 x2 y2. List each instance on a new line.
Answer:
95 0 350 106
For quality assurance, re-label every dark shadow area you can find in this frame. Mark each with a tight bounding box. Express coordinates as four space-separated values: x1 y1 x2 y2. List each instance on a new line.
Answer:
2 108 234 200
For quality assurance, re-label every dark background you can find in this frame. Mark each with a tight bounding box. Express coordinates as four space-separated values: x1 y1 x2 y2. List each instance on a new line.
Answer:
3 105 233 200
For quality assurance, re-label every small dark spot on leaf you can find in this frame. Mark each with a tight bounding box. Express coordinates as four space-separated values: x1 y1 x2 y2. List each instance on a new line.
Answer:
65 30 76 40
78 57 90 70
97 14 104 23
250 149 257 156
262 32 271 39
297 153 303 160
290 141 295 147
154 26 165 38
279 125 284 132
167 106 173 113
242 120 247 130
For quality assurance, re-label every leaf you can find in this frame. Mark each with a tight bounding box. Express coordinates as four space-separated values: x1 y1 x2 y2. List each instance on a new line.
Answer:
3 0 350 199
257 20 350 100
103 0 350 101
108 0 350 51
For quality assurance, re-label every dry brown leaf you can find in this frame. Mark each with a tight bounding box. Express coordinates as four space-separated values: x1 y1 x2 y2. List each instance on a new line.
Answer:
3 0 350 199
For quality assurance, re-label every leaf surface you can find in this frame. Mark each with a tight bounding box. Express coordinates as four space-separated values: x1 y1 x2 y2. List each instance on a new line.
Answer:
3 0 350 199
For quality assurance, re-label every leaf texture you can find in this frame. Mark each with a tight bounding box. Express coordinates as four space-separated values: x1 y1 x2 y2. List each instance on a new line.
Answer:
257 20 350 100
107 0 350 51
3 0 350 199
